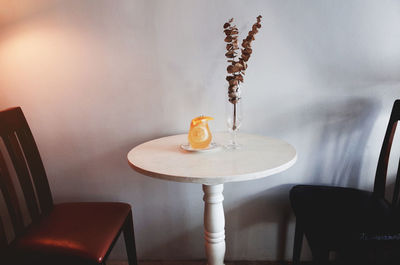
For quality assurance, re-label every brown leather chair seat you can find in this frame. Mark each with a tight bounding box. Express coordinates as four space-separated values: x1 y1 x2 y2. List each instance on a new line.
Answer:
15 202 131 263
0 107 137 265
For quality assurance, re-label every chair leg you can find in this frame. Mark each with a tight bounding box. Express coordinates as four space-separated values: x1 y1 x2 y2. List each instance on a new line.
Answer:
292 221 303 265
123 211 138 265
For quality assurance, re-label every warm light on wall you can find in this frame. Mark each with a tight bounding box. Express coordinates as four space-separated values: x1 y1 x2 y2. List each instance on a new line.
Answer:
0 18 100 102
0 26 77 103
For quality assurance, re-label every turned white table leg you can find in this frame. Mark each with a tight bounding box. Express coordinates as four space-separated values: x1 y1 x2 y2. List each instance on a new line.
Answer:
203 184 225 265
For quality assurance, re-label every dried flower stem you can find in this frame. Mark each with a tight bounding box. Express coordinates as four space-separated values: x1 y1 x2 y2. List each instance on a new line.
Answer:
233 102 237 130
223 16 262 105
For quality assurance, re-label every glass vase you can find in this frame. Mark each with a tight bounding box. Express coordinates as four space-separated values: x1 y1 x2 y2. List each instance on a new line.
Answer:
226 99 242 149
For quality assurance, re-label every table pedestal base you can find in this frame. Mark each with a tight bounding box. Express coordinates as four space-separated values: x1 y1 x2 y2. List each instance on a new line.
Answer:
203 184 225 265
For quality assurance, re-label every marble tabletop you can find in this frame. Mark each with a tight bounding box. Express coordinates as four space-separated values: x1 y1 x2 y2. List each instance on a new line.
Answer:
127 132 297 185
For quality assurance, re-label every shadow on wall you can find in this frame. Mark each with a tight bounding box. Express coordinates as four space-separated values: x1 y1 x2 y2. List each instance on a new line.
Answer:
138 184 295 261
225 184 295 262
306 98 380 187
139 184 298 261
268 97 381 187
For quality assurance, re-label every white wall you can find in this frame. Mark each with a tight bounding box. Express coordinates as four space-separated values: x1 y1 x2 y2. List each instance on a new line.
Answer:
1 0 400 261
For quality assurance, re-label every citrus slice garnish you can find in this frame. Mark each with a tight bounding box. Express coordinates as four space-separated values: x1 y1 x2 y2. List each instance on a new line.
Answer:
191 116 214 126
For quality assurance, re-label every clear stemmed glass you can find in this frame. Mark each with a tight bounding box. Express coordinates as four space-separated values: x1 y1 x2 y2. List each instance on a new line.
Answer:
226 99 242 149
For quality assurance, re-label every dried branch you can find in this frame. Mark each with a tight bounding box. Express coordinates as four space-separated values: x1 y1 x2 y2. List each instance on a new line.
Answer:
223 16 262 104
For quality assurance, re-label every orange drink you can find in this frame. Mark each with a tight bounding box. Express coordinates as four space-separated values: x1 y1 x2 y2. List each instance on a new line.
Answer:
188 116 213 149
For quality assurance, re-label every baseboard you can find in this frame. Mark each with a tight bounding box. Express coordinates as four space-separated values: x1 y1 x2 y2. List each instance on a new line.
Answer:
107 261 311 265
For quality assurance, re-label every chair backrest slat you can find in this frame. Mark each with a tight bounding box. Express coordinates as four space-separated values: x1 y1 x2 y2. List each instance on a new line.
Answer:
392 158 400 206
373 121 397 198
0 149 25 237
2 134 40 221
0 217 7 248
16 129 53 213
0 107 53 246
374 100 400 200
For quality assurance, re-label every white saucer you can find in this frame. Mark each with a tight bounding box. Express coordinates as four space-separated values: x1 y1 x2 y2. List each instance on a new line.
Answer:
180 142 221 152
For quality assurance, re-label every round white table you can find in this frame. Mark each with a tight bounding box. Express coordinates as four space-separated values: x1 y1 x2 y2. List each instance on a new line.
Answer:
127 133 297 265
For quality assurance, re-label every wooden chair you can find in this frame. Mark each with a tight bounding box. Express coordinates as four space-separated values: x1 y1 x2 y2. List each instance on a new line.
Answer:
0 107 138 265
290 100 400 265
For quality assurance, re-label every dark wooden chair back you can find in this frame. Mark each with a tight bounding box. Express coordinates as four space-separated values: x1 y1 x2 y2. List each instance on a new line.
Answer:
0 107 53 248
374 100 400 207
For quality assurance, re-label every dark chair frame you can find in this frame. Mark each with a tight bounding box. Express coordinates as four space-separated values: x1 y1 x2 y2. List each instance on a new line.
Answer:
0 107 138 265
291 99 400 264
